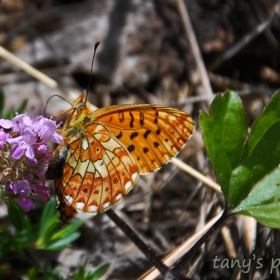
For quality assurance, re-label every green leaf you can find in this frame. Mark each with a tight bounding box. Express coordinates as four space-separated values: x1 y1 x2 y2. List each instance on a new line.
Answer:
42 232 81 250
51 219 83 240
39 199 57 239
72 263 86 280
89 263 111 280
37 216 60 246
16 99 28 114
233 167 280 228
228 90 280 208
0 240 13 258
3 99 28 119
72 262 110 280
201 90 280 227
199 90 247 201
7 201 25 231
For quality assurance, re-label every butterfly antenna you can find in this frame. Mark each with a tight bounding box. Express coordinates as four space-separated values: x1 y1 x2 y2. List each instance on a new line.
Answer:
85 40 100 103
44 95 72 117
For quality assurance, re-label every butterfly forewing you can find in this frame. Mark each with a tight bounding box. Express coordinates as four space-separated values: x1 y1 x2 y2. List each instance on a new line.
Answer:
93 104 194 174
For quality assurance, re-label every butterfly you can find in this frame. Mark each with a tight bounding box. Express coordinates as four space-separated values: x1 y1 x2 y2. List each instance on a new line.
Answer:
45 94 195 222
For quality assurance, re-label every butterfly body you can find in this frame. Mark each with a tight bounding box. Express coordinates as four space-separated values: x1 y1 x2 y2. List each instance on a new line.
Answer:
46 94 194 221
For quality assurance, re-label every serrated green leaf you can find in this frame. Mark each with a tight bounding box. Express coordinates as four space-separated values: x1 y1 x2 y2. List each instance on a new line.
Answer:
228 90 280 208
199 90 247 200
7 201 25 231
233 167 280 227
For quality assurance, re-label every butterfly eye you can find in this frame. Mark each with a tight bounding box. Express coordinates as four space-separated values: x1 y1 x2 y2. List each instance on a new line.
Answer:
76 103 86 110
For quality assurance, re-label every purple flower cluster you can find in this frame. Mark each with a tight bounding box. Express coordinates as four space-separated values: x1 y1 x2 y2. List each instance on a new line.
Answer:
0 112 62 212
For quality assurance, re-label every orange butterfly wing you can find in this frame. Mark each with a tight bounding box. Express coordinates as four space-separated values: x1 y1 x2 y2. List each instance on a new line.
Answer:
46 96 194 222
93 104 194 174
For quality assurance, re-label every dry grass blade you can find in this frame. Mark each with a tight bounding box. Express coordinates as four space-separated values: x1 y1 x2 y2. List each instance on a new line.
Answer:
176 0 213 107
171 158 221 193
0 45 97 110
138 211 223 280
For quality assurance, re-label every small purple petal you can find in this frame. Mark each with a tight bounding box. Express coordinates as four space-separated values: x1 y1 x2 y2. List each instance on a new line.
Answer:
14 180 31 195
10 143 25 159
22 128 36 145
27 156 37 165
25 173 34 181
25 145 35 160
36 185 51 202
0 129 8 149
33 116 56 141
18 197 33 212
7 135 23 145
51 132 63 144
37 144 47 153
22 115 32 126
12 115 31 133
5 182 13 192
0 119 12 129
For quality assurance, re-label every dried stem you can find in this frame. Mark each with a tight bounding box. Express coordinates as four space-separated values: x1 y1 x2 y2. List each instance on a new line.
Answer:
105 208 168 275
169 211 233 275
176 0 213 107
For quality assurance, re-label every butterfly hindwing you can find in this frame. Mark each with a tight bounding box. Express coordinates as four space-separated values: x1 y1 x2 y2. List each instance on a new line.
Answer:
60 123 139 213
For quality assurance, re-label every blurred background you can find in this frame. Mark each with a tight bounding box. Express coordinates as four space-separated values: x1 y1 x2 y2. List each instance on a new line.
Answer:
0 0 280 279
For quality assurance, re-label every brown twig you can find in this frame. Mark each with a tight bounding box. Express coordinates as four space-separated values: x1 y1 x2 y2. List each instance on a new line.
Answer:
176 0 214 108
209 4 280 71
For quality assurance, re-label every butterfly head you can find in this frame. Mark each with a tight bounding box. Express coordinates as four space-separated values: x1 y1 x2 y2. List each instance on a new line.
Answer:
62 94 91 130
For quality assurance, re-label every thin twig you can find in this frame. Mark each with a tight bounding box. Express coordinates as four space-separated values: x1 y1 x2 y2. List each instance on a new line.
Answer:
171 158 221 193
177 0 213 107
138 211 223 280
0 45 97 111
105 209 169 276
209 72 277 96
169 211 233 275
209 4 280 71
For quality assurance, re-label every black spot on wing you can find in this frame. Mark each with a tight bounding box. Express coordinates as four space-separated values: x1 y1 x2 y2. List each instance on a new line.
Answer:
144 129 151 138
129 112 134 128
128 145 135 152
143 147 149 153
116 131 122 139
130 132 138 140
156 128 161 135
154 142 159 148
